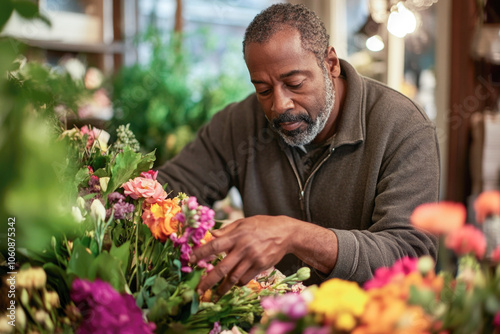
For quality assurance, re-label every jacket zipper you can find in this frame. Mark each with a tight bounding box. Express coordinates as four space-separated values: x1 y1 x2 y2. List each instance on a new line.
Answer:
287 147 335 220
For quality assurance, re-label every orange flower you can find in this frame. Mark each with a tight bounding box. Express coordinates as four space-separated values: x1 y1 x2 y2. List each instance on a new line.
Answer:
474 190 500 223
200 231 213 245
410 202 466 235
142 198 181 242
245 279 262 292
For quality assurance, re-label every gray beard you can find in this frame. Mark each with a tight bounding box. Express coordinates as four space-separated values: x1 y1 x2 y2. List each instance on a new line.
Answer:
274 67 335 147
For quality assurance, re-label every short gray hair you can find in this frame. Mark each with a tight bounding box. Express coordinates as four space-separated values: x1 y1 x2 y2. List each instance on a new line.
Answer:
243 3 330 64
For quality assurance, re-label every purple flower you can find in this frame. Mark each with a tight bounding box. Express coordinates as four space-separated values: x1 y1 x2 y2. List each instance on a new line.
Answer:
108 192 125 203
71 278 155 334
189 227 208 246
112 201 135 220
209 321 221 334
261 293 308 319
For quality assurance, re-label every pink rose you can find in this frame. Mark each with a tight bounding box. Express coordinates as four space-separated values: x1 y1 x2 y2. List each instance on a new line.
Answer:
122 176 167 204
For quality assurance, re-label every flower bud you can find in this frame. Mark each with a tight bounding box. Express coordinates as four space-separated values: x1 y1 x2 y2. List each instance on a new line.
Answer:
90 199 106 222
44 290 60 310
296 267 311 281
417 256 435 275
17 307 27 331
34 310 49 324
76 196 86 210
72 206 85 223
20 288 29 306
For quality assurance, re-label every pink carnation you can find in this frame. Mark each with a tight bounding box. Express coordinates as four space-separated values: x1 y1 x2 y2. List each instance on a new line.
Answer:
121 174 167 204
491 246 500 263
364 256 418 290
445 224 486 259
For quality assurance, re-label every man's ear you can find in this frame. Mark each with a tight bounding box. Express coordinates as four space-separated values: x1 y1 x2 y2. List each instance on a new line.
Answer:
324 46 341 78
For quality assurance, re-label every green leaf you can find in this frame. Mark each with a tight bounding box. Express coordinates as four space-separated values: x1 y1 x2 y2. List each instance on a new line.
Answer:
183 269 203 290
0 1 13 32
148 298 170 322
152 276 170 295
105 146 142 195
67 242 95 278
43 262 72 307
190 292 199 315
13 1 38 19
134 149 156 176
88 251 128 293
110 240 130 274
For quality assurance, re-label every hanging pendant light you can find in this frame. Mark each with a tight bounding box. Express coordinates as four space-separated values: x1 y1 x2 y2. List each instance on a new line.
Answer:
387 2 417 38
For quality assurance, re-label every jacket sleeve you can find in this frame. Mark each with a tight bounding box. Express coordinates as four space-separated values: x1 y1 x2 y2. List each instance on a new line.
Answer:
156 103 237 206
326 121 440 284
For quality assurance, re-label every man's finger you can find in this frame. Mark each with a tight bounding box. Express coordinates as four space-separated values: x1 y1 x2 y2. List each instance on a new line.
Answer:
211 219 241 237
196 251 243 295
189 235 231 264
216 258 254 296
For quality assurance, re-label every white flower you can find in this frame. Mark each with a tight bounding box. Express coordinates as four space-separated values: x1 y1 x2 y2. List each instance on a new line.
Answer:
71 206 85 223
90 199 106 222
62 58 86 81
95 128 110 152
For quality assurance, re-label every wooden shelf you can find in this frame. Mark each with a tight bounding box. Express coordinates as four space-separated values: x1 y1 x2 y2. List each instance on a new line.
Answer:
19 38 125 54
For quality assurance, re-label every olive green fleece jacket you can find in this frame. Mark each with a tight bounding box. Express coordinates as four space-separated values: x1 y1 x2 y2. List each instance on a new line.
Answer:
157 59 440 285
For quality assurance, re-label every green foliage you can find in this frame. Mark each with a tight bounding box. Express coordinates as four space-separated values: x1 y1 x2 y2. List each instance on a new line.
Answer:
111 25 253 165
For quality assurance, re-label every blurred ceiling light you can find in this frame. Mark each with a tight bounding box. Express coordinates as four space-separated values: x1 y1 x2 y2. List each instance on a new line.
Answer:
366 35 385 51
387 2 417 38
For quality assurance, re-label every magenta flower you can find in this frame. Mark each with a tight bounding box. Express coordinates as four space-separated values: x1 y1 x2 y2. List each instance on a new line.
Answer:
364 256 418 290
494 311 500 327
170 196 215 272
71 278 155 334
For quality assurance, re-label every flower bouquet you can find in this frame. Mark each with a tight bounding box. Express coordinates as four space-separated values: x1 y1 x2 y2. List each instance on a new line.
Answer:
1 124 309 334
250 192 500 334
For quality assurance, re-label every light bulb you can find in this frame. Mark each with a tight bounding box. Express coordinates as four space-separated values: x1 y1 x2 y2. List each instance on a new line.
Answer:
387 2 417 38
366 35 385 52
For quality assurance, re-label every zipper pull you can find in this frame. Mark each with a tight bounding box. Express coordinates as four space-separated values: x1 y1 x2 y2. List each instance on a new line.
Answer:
299 190 305 211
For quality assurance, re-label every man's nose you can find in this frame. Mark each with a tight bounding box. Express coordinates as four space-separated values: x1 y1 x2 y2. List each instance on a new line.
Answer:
271 88 294 114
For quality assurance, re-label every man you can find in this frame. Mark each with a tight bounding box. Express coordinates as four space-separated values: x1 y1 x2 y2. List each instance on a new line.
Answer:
157 3 440 296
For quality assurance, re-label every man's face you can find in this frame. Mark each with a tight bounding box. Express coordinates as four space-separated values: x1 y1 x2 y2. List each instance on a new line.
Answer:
244 29 335 146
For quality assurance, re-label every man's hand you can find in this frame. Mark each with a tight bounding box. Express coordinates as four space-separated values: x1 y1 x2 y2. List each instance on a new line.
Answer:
189 215 338 297
190 215 297 297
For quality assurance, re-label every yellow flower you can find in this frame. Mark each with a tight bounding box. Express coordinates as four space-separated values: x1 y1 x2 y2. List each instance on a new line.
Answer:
309 278 368 331
16 267 46 290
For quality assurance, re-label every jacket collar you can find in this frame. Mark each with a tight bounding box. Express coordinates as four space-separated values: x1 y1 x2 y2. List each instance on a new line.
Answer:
331 59 365 149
